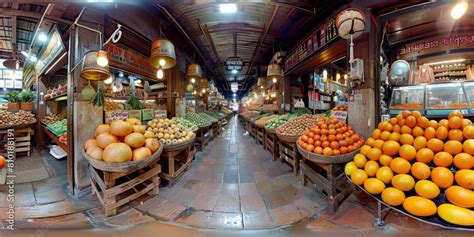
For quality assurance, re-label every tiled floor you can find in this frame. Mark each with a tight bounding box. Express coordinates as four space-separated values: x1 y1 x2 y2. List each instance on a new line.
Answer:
0 115 466 235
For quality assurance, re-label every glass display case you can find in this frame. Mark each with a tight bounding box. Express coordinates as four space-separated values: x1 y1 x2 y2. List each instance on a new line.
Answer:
389 85 425 115
425 82 468 115
463 81 474 114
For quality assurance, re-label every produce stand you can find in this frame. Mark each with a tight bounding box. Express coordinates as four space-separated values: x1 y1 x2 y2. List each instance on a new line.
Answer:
277 135 300 176
195 125 210 150
84 147 163 216
159 138 195 186
1 125 34 157
264 128 279 161
297 144 357 212
249 121 257 138
256 125 265 146
42 125 68 154
210 121 220 138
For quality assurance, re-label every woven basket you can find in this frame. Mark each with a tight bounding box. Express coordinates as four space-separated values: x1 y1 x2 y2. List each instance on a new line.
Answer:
297 142 360 164
276 132 299 143
163 136 196 152
265 127 276 134
14 120 36 129
83 143 163 173
0 124 12 129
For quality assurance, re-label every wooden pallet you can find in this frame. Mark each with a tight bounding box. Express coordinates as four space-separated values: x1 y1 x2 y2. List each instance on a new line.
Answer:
1 127 33 157
264 131 279 161
159 142 194 186
89 161 161 216
279 140 299 176
256 126 265 146
300 160 352 212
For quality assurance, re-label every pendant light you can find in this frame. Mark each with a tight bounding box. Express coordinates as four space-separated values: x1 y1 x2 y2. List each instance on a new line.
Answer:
335 8 366 63
80 50 111 80
150 22 177 80
267 64 282 82
186 63 202 82
96 50 109 67
257 77 266 89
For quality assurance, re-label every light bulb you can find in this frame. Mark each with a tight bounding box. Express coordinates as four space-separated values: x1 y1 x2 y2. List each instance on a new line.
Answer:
112 84 117 92
191 78 196 83
38 32 48 42
322 69 328 78
344 74 348 80
15 60 19 70
30 55 37 62
104 76 113 84
118 72 124 77
202 89 205 93
260 85 263 89
159 59 166 66
96 51 109 67
451 2 468 19
272 77 277 83
336 73 341 81
156 68 164 79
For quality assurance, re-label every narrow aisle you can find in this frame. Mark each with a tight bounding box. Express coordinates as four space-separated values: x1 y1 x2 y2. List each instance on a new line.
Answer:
134 115 328 229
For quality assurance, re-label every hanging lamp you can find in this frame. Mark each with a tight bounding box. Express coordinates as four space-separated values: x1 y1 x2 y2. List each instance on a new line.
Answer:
257 77 266 89
150 39 176 70
267 64 282 82
80 50 111 80
199 78 209 93
335 8 366 63
186 63 202 82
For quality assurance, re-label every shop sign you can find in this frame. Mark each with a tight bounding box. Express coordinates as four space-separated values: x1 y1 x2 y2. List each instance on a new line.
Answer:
141 109 153 121
398 33 474 59
105 110 129 124
23 61 37 89
330 110 348 123
128 110 142 120
105 43 156 79
154 110 167 119
34 28 65 76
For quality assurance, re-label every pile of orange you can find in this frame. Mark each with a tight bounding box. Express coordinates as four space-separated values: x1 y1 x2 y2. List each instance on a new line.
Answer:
345 110 474 227
298 117 364 156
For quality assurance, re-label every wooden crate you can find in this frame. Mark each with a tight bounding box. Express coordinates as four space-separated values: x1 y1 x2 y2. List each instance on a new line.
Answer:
89 161 161 216
249 122 257 138
1 127 33 157
210 122 220 138
300 160 352 212
264 130 279 161
279 140 300 176
256 126 265 146
159 142 194 186
195 126 210 150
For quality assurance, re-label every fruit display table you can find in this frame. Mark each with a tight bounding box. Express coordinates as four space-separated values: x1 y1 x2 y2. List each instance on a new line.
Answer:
195 125 210 150
210 121 220 137
278 139 300 176
249 122 257 138
256 125 265 146
264 129 279 161
159 139 195 185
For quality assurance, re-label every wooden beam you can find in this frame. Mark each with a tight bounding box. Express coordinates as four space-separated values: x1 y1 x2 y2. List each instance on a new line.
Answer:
0 7 72 25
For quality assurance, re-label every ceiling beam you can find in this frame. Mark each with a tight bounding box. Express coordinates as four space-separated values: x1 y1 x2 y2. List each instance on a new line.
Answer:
198 21 229 87
0 7 72 25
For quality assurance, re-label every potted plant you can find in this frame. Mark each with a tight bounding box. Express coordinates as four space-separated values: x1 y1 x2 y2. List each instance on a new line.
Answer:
6 91 20 111
19 90 36 111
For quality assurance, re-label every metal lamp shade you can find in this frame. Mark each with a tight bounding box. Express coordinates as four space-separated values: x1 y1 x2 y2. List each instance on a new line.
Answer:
150 39 176 69
186 63 202 80
199 78 209 90
335 8 366 39
80 51 111 81
267 64 282 79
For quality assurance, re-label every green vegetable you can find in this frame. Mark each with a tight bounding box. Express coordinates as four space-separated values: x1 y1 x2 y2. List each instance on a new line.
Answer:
197 112 218 123
126 94 143 110
6 91 19 102
91 89 104 106
185 112 212 128
172 117 198 132
18 90 36 102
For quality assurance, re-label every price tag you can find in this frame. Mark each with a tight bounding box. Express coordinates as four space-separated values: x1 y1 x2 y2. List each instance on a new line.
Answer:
460 109 468 114
330 110 348 123
128 110 142 120
154 110 167 119
141 109 154 121
105 110 129 124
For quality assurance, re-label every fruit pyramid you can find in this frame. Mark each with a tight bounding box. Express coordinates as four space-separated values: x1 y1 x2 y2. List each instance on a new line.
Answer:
345 110 474 227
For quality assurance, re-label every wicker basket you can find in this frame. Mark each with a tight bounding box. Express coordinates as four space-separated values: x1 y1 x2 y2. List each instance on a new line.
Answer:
83 143 163 173
297 142 360 164
265 127 276 134
14 120 37 129
163 136 196 152
276 132 299 143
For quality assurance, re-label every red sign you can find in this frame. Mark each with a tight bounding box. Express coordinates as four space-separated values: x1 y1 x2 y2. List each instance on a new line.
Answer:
399 33 474 59
105 43 156 79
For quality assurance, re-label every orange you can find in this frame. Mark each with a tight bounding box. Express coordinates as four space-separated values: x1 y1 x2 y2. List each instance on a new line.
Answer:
462 139 474 155
411 162 431 180
453 153 473 169
439 119 449 128
392 174 415 191
463 125 474 139
351 169 368 185
366 147 382 161
427 138 444 152
403 196 437 217
379 154 393 167
364 178 385 195
399 145 416 161
360 145 371 155
454 169 474 190
424 127 436 140
384 123 393 132
415 180 440 199
389 132 400 142
413 136 427 150
436 126 448 140
433 151 453 167
445 186 474 208
402 110 411 118
323 147 333 156
367 137 375 146
444 140 463 155
380 131 391 141
378 121 387 131
412 126 424 137
376 166 394 184
431 167 454 189
401 125 412 134
344 162 358 176
390 117 398 125
449 110 464 120
381 187 405 206
382 141 400 156
406 116 417 128
364 160 380 177
412 111 422 119
396 113 404 121
372 129 382 139
462 119 472 129
400 134 414 145
415 148 434 163
429 120 439 129
354 154 367 168
398 118 406 126
448 116 463 129
393 125 401 133
373 139 385 149
417 116 430 129
448 129 464 142
390 158 411 174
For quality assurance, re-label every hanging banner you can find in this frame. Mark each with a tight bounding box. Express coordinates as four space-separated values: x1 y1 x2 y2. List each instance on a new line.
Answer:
105 43 156 79
34 27 66 76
